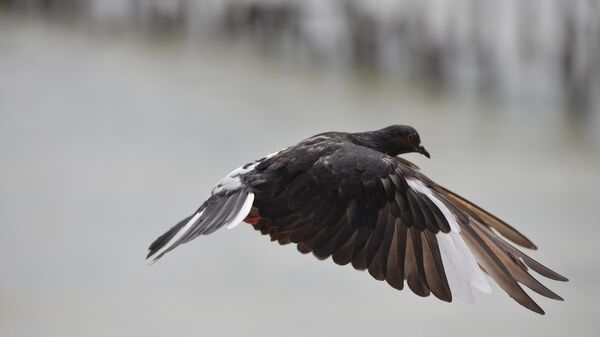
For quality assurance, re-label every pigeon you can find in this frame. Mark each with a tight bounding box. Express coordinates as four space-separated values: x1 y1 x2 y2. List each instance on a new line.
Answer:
146 125 567 314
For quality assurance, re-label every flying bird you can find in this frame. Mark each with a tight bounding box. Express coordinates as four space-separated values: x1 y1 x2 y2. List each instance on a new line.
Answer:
147 125 567 314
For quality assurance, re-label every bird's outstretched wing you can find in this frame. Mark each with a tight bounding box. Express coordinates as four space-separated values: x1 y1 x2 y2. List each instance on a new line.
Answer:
249 141 567 314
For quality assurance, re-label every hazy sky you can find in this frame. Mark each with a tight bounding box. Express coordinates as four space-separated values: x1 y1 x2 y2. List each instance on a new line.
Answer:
1 11 599 337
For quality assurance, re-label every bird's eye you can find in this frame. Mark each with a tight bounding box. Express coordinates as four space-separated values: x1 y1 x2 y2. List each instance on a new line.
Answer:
405 134 415 142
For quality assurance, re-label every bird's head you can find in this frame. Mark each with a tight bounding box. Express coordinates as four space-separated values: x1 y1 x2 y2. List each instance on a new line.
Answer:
375 125 430 158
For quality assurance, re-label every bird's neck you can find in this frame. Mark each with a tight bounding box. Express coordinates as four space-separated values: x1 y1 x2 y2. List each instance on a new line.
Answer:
351 131 406 156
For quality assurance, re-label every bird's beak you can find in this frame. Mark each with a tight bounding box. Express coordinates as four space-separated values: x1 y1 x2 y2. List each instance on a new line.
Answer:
416 145 430 158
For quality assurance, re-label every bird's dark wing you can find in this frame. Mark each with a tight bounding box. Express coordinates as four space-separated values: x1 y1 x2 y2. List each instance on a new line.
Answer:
249 141 566 314
434 185 538 249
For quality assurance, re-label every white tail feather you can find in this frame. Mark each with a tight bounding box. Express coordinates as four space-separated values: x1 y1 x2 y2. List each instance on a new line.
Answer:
226 192 255 229
146 210 205 264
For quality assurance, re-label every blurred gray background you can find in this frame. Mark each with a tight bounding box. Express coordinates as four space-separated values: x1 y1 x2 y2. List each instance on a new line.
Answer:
0 1 599 336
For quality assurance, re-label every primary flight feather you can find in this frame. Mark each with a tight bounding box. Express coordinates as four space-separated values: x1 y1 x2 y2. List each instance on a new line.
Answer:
147 125 567 314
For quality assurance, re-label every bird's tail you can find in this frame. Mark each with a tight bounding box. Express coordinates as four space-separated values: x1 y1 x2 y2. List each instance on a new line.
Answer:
146 190 255 264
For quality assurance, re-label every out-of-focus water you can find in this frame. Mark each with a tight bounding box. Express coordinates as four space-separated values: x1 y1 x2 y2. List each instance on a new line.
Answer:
5 0 600 115
0 10 599 337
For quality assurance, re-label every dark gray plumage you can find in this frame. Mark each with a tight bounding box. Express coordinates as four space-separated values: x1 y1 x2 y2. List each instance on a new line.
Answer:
147 125 567 314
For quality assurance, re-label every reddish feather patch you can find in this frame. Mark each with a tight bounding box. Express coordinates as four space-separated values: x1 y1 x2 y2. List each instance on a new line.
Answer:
243 210 261 225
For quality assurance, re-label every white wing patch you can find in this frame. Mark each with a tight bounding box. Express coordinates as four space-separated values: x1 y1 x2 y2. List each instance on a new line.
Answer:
407 178 492 302
211 149 284 195
212 163 258 194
